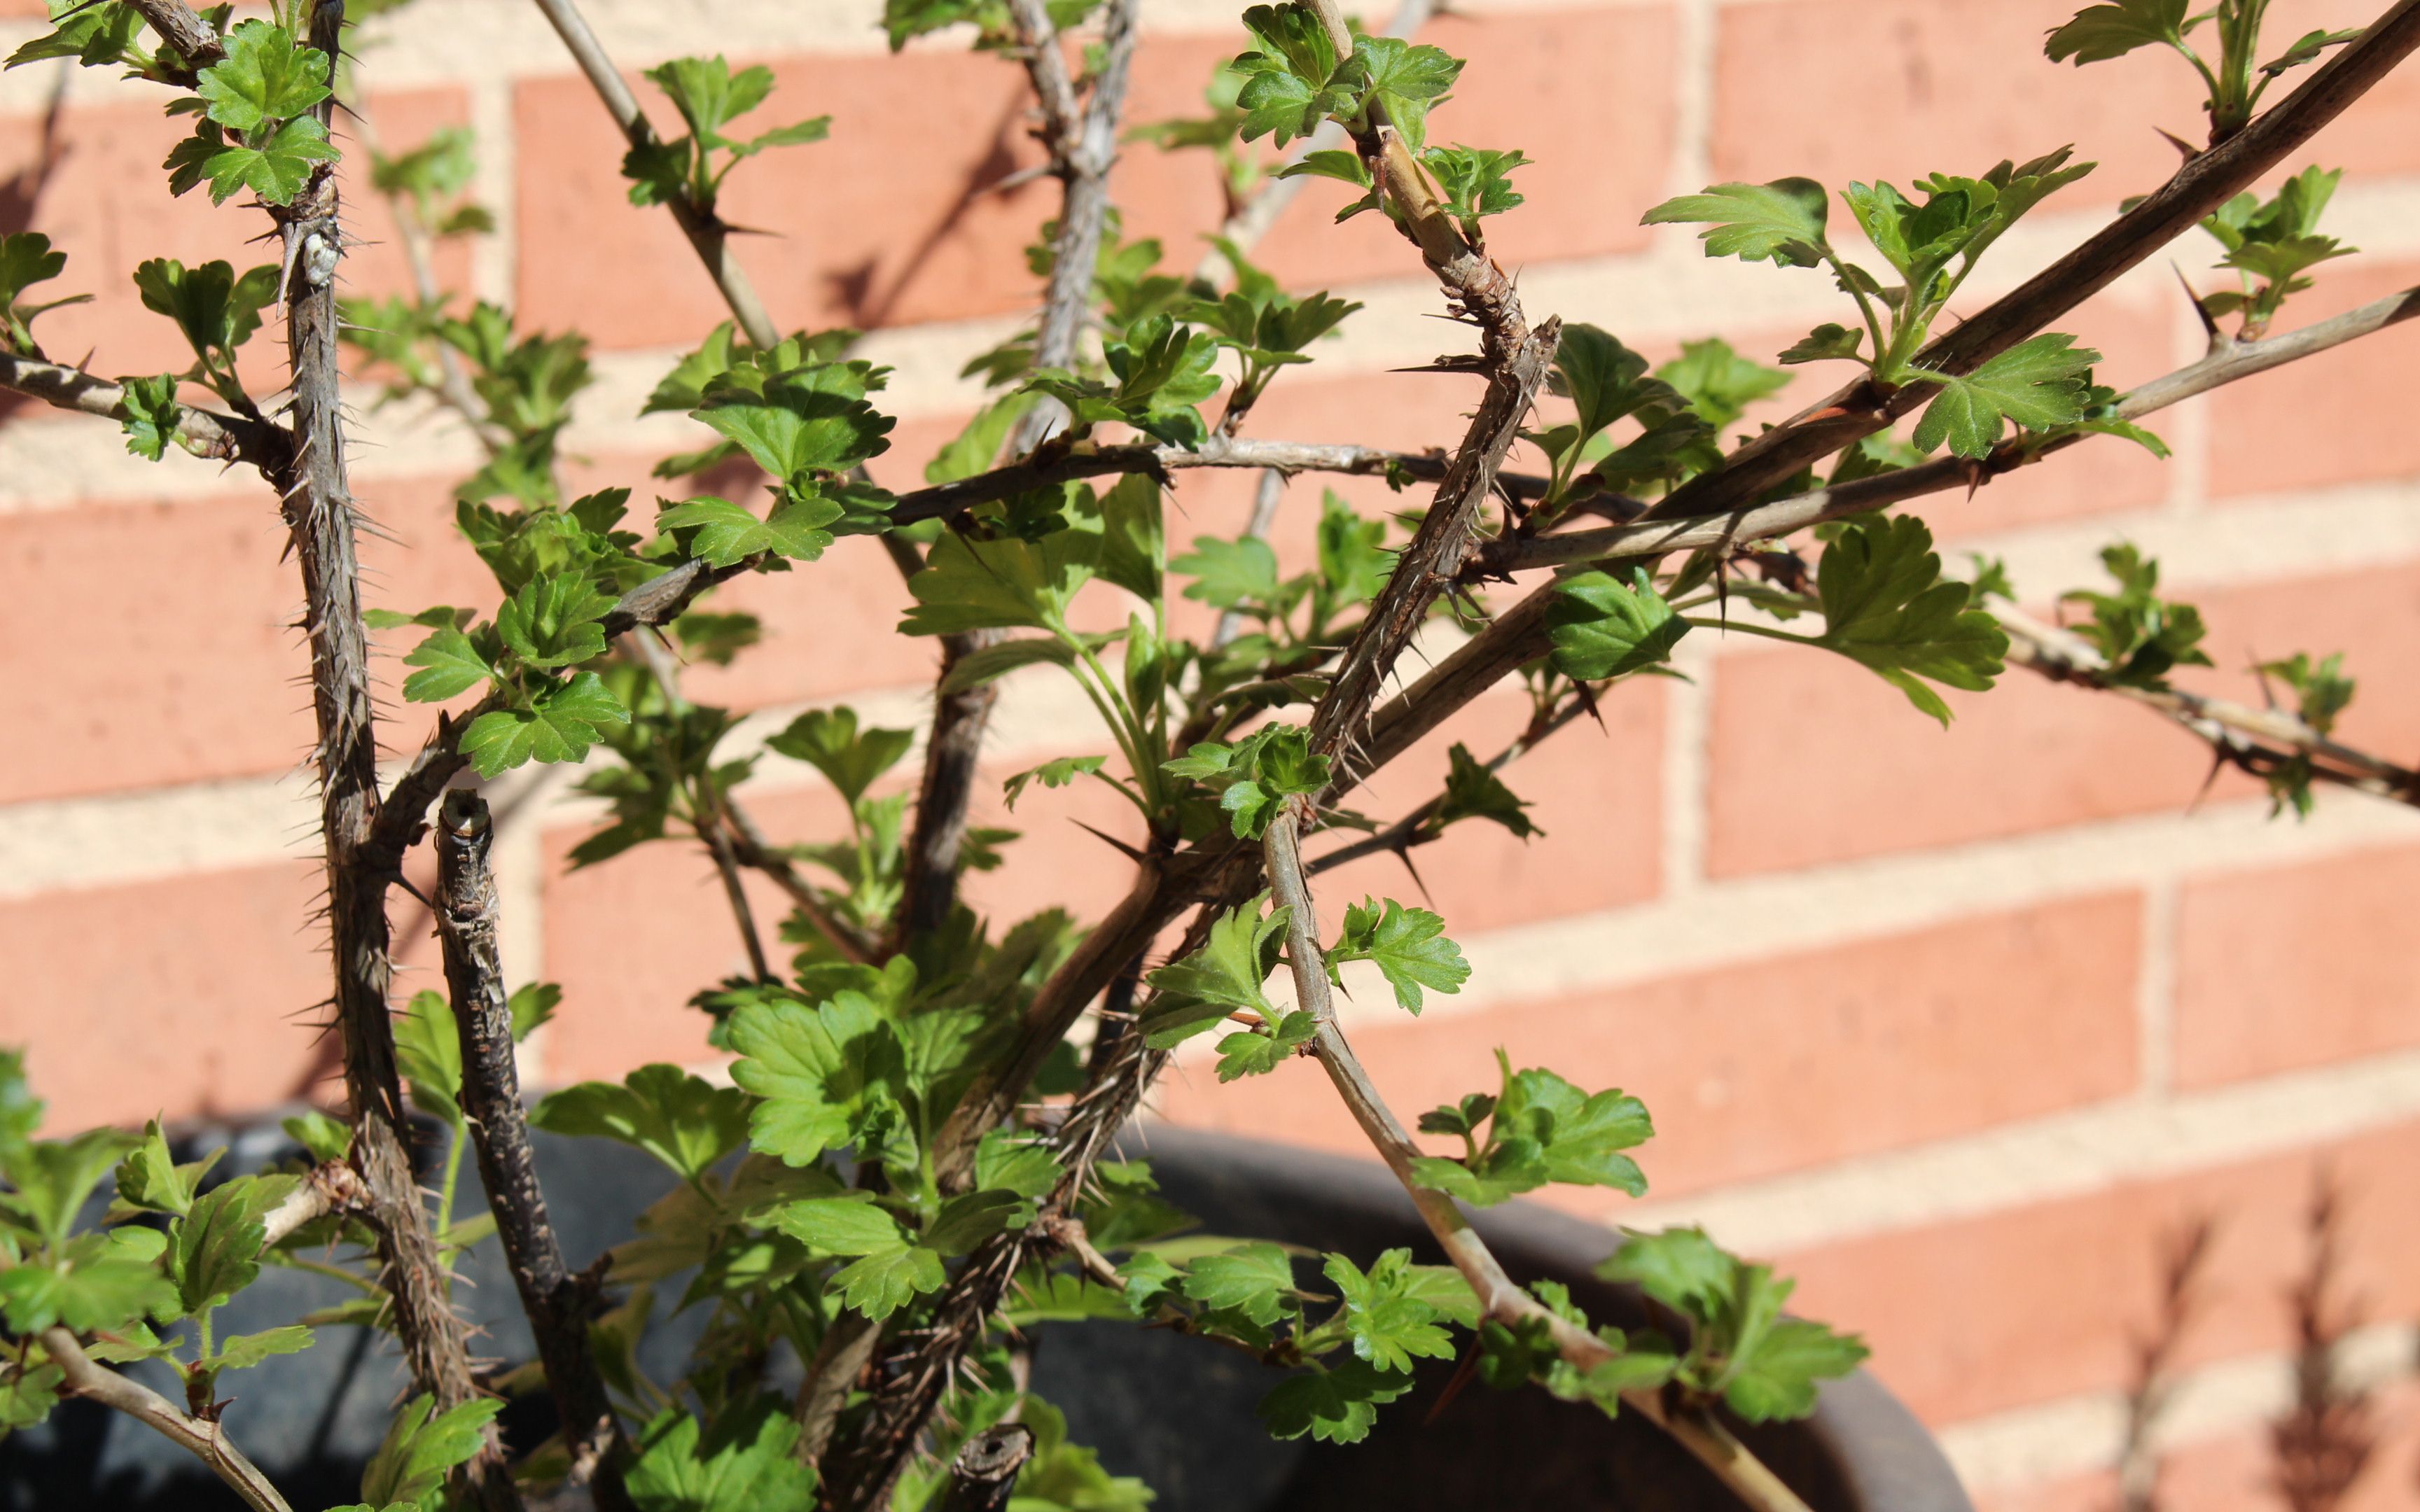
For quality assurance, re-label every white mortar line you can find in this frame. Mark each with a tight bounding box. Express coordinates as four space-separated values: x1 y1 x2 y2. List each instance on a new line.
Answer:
1659 637 1713 897
2134 878 2179 1098
1618 1051 2420 1258
468 77 520 308
1430 790 2420 1023
1664 0 1717 200
1938 1322 2420 1494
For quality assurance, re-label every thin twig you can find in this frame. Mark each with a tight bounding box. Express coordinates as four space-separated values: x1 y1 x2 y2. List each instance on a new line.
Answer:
1263 809 1812 1512
1477 281 2420 578
345 100 506 454
893 0 1142 949
42 1328 293 1512
1629 0 2420 526
1997 607 2420 806
436 792 631 1507
1188 0 1439 286
0 351 288 470
525 0 779 348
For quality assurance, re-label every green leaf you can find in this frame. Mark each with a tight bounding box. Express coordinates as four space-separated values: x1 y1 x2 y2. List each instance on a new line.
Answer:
1550 324 1687 448
0 1245 174 1336
831 1242 945 1318
1164 724 1329 839
1214 1009 1317 1081
191 115 340 206
1436 743 1541 839
1257 1359 1414 1444
900 514 1099 637
116 373 183 461
3 1128 138 1246
1725 1317 1870 1422
530 1065 751 1181
767 1196 904 1255
625 1397 814 1512
132 257 279 367
1326 898 1469 1014
1411 1052 1651 1206
1642 178 1828 266
1326 1248 1458 1373
360 1394 506 1510
1141 897 1289 1048
1812 514 2008 724
1657 339 1791 431
1174 534 1281 612
401 625 496 703
496 572 616 669
169 1176 279 1317
2057 542 2213 689
113 1120 214 1219
195 20 330 132
693 366 895 480
281 1110 352 1165
924 1189 1029 1254
1095 473 1164 603
974 1130 1062 1199
394 990 463 1122
1910 333 2101 458
1422 144 1531 227
199 1323 313 1376
1597 1228 1866 1423
1778 322 1864 367
764 706 915 802
1548 566 1689 682
657 492 842 567
726 991 906 1167
1181 1240 1294 1326
456 671 631 776
2045 0 2190 64
1003 755 1108 811
1349 35 1464 147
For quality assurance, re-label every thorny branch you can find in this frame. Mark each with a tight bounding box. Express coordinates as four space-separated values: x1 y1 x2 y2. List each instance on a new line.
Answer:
435 792 632 1510
1261 809 1815 1512
120 1 522 1502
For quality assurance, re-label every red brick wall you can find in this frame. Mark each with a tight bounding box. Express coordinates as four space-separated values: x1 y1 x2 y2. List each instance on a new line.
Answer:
4 1 2419 1504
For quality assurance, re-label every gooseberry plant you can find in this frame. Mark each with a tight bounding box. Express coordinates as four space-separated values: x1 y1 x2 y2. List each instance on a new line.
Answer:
0 1 2417 1511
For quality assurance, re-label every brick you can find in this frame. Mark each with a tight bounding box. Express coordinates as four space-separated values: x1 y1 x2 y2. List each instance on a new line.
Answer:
1781 1116 2420 1426
1151 894 2143 1198
2206 256 2420 499
0 861 348 1131
2175 842 2420 1088
0 474 490 805
1722 287 2176 540
0 88 468 379
512 11 1675 351
1708 554 2420 876
1974 1380 2420 1512
1713 1 2205 214
537 790 815 1084
1242 8 1676 292
1704 638 2215 877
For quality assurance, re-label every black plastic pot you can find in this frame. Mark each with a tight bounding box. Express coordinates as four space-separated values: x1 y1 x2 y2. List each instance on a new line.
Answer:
0 1121 1970 1512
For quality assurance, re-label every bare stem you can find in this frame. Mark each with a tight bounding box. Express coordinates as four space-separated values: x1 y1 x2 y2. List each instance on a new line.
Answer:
895 0 1143 948
435 791 632 1508
1262 809 1813 1512
43 1328 293 1512
526 0 779 347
